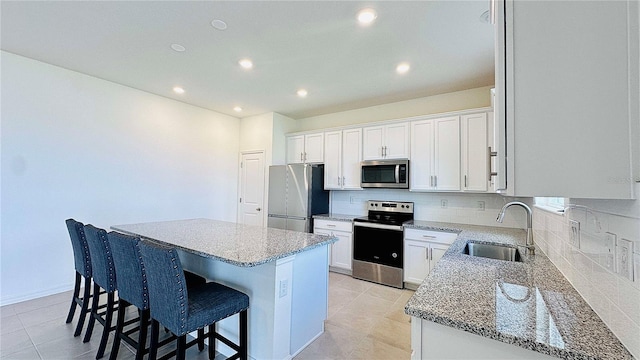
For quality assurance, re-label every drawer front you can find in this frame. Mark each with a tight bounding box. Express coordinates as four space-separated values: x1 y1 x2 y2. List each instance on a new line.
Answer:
314 219 353 233
404 228 458 245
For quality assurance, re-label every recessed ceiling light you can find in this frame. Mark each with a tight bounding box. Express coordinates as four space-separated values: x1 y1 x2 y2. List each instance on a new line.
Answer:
396 62 410 74
211 19 228 30
233 106 242 112
170 44 186 52
297 89 308 98
173 86 185 94
239 59 253 69
357 9 377 25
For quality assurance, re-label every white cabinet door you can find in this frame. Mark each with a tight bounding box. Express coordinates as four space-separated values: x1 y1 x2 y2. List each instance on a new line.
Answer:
429 243 449 273
495 0 638 198
341 128 362 189
384 122 410 159
404 240 430 285
461 113 488 192
331 231 352 271
313 228 332 266
433 116 460 191
324 131 342 189
304 133 324 163
362 126 384 160
410 120 435 191
287 135 305 164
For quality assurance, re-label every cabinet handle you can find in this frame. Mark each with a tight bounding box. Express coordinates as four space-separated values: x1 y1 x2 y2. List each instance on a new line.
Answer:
490 0 496 24
429 176 433 187
425 248 429 260
434 176 437 188
464 175 468 188
429 248 433 260
327 224 336 228
304 152 307 161
384 146 388 157
422 235 437 239
337 176 341 186
300 152 304 162
342 176 346 186
488 146 498 181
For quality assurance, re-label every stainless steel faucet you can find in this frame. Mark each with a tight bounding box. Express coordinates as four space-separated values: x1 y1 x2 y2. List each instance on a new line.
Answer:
496 201 535 255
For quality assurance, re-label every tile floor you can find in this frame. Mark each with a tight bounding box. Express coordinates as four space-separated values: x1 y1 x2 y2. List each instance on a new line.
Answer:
0 272 413 359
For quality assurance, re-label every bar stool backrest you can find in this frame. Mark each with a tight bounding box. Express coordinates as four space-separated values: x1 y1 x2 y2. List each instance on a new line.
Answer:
66 219 91 277
138 240 189 335
107 232 149 310
84 225 117 292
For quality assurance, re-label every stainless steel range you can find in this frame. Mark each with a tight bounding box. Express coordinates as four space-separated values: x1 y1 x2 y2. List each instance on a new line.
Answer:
352 200 414 288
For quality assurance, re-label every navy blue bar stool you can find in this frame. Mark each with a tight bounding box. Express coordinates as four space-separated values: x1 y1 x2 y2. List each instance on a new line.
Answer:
138 240 249 360
83 225 118 359
65 219 93 337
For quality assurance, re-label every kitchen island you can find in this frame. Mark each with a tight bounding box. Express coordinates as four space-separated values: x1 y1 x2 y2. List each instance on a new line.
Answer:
404 221 633 360
112 218 337 360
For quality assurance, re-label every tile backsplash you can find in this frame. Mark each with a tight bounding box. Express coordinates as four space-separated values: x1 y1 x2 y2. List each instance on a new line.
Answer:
330 189 532 229
533 187 640 358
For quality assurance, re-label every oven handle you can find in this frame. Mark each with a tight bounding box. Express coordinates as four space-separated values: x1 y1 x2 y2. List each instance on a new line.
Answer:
353 222 404 231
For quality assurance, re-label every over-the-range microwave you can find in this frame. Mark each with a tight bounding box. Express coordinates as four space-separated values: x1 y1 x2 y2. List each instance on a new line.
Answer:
360 159 409 189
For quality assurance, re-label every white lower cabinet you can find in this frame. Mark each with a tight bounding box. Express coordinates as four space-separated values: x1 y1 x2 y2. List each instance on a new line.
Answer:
314 219 353 274
403 229 457 289
411 318 556 360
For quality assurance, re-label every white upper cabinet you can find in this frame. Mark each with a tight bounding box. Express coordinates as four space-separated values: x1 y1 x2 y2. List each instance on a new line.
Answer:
461 113 489 192
494 0 639 199
362 122 409 160
286 133 324 164
410 116 460 191
324 129 362 190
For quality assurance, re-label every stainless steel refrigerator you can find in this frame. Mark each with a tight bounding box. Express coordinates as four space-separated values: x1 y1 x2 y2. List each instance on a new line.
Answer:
267 164 329 233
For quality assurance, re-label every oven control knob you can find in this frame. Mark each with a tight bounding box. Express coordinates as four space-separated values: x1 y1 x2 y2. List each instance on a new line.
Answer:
392 253 398 258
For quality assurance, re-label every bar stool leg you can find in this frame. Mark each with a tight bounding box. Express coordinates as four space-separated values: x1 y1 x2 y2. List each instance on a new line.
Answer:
83 283 101 342
74 277 92 337
66 272 81 323
197 328 205 351
240 310 248 360
108 299 128 360
176 335 187 360
135 309 150 360
96 292 115 359
207 324 215 360
149 320 160 360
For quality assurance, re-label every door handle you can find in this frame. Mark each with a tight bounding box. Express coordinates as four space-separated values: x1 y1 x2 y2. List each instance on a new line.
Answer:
256 207 261 211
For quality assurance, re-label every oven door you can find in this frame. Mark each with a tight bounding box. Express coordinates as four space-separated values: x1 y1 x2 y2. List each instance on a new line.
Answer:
352 222 403 268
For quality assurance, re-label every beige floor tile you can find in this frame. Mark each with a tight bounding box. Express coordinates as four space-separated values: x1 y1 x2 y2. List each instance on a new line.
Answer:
294 323 365 360
385 305 412 324
350 336 411 360
342 292 395 318
1 314 24 335
35 332 103 360
12 290 72 315
0 344 40 359
0 328 33 357
326 307 378 335
17 301 69 328
25 316 77 346
333 276 373 293
0 305 18 319
328 272 349 285
368 317 412 351
366 283 404 302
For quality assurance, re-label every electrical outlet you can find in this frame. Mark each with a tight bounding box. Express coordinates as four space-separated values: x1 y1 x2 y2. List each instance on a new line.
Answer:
279 279 288 298
477 201 485 211
569 220 581 248
603 232 617 271
616 239 634 281
441 199 448 209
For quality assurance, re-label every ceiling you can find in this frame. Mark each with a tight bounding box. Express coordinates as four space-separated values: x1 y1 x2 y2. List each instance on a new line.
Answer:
1 1 495 119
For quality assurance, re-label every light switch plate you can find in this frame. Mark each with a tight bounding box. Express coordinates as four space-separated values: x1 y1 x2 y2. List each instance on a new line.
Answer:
569 220 581 248
616 238 634 281
441 199 448 209
603 232 617 271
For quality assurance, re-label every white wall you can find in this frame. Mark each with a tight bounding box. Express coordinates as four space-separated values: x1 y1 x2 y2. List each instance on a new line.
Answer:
0 52 241 305
293 86 492 132
533 185 640 358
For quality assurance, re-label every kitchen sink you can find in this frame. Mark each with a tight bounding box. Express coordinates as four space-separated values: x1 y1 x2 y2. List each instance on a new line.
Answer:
463 242 522 262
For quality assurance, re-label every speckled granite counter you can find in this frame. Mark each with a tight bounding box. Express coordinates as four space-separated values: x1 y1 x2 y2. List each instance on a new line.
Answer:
313 213 360 222
112 218 337 267
404 220 633 360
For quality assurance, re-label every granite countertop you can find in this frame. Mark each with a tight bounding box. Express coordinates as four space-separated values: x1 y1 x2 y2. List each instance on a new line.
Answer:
404 220 633 360
313 213 361 222
111 218 337 267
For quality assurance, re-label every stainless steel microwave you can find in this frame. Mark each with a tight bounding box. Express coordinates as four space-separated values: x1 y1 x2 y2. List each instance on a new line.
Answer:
360 159 409 189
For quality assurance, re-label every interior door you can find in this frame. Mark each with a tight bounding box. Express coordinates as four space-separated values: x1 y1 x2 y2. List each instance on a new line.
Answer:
238 151 265 227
